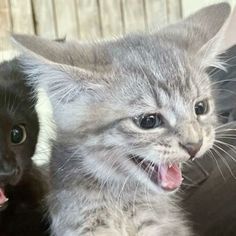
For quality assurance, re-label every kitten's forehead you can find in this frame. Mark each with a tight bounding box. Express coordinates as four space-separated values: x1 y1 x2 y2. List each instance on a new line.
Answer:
116 36 203 75
112 36 211 105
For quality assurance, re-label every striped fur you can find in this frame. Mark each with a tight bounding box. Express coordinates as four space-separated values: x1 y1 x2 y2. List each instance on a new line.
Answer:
13 3 231 236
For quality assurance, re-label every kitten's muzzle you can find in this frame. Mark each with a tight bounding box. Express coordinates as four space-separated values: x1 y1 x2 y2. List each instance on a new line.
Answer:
0 159 19 210
0 168 18 184
179 140 203 159
0 163 19 185
0 153 20 186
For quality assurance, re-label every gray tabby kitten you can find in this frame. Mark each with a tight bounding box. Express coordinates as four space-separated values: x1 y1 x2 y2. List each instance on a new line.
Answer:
13 3 230 236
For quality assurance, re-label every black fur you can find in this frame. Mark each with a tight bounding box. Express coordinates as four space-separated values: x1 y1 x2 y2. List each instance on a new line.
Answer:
0 59 49 236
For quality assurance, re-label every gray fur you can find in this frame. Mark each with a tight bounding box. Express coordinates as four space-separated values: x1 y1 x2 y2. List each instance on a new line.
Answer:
13 3 231 236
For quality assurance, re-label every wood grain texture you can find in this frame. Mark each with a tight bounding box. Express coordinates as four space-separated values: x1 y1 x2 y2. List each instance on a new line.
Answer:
181 0 235 17
9 0 34 34
145 0 168 31
122 0 146 33
167 0 182 23
32 0 57 38
0 0 11 51
99 0 123 38
1 0 232 52
0 0 11 37
54 0 79 39
76 0 101 40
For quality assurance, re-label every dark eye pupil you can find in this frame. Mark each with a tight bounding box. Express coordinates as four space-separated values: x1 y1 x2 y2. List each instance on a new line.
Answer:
11 126 24 144
195 101 208 115
140 115 156 129
138 114 162 129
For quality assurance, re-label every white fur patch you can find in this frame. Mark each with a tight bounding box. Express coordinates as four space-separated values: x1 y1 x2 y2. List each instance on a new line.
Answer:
32 88 55 165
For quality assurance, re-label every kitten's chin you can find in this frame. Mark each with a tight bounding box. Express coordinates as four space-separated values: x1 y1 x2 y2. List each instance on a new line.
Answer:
131 156 183 192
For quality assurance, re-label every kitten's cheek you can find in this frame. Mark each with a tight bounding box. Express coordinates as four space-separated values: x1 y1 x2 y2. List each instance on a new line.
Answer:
196 130 215 158
11 168 22 186
8 155 24 185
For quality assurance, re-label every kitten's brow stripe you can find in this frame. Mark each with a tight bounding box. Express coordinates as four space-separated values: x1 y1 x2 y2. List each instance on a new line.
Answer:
79 118 126 135
157 80 171 98
184 75 191 90
140 66 162 107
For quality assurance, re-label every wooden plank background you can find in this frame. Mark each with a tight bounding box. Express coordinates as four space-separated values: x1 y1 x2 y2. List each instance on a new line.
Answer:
0 0 235 56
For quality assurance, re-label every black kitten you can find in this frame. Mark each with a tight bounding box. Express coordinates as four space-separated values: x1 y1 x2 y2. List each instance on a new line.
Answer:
0 59 49 236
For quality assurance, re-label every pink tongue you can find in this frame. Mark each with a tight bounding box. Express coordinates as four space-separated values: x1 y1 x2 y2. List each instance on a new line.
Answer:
158 164 182 191
0 188 8 206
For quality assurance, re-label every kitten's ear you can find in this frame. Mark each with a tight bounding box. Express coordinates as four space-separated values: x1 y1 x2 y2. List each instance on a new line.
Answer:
12 34 109 69
15 46 104 107
12 34 70 64
22 53 106 105
161 3 231 69
12 34 100 67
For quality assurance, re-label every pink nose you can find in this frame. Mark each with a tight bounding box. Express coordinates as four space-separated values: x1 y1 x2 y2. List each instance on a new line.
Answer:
179 140 202 158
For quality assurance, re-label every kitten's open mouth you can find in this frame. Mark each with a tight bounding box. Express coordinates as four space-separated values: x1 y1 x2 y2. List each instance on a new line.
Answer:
131 156 183 191
0 187 8 210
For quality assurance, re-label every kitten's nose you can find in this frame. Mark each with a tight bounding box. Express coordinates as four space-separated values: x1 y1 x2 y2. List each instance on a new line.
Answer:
180 140 203 159
0 159 18 184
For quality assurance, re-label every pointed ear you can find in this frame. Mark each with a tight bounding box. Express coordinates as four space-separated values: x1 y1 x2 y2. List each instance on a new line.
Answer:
12 34 110 70
17 50 105 109
12 34 69 64
12 34 99 67
12 34 110 109
12 36 109 133
160 3 231 69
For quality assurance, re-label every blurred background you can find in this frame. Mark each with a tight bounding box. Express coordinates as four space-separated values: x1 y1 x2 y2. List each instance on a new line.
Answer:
0 0 235 60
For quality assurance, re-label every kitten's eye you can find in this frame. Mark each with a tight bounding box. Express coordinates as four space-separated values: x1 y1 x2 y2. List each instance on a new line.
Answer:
195 100 208 115
134 113 163 129
11 125 27 145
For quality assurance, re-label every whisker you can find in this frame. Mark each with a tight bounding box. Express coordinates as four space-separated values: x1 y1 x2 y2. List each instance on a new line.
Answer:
215 122 236 131
212 144 236 179
208 149 226 180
